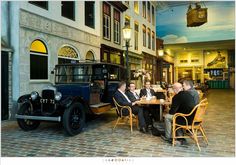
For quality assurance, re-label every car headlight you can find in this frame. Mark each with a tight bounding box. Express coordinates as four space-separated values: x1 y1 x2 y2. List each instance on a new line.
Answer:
55 92 62 101
31 91 39 101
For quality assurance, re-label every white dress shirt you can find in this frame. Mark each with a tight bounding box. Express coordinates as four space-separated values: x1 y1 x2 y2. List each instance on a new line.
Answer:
131 91 140 99
146 89 152 98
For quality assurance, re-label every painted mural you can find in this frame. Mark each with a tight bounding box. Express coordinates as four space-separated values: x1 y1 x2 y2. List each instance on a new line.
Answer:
156 1 235 44
204 50 228 69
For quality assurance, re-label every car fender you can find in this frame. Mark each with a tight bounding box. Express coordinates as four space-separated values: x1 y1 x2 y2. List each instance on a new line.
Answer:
17 94 31 104
61 96 90 114
17 100 34 114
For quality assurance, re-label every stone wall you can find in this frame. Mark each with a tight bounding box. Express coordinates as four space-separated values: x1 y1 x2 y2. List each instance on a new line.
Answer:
18 10 101 96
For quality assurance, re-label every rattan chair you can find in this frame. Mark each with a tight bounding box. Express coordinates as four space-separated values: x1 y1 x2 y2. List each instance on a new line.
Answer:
197 90 204 101
112 97 139 133
172 98 208 151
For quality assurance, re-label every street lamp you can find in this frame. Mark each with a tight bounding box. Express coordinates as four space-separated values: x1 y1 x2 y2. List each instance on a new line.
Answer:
123 23 131 82
158 48 164 56
158 47 164 86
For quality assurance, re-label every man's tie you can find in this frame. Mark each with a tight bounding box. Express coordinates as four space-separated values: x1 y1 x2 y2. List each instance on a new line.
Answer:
135 92 139 99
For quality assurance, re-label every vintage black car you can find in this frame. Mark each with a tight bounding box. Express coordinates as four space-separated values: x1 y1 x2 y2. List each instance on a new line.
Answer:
15 62 126 136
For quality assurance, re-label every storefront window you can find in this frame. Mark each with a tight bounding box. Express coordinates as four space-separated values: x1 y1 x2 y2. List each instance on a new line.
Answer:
110 52 121 64
102 51 108 62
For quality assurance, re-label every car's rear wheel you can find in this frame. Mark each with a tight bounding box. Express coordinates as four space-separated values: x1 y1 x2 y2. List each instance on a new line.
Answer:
17 103 40 131
63 103 85 136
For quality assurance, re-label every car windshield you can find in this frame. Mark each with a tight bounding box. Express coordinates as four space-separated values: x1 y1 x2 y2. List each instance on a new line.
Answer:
55 63 125 84
55 65 92 83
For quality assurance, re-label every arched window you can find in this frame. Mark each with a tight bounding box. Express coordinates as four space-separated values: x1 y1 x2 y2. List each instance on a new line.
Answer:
58 45 79 64
30 39 48 80
85 51 95 61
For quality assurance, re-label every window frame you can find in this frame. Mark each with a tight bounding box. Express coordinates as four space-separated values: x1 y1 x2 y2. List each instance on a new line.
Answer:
85 1 95 29
28 1 48 10
113 9 120 44
147 2 151 22
142 25 146 47
61 1 75 21
103 2 111 40
147 28 151 49
142 1 146 18
134 22 139 50
152 31 155 51
30 40 49 80
152 5 155 25
134 1 139 14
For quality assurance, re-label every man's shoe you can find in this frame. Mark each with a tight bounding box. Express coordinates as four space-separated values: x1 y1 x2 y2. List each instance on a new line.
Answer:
140 127 147 134
161 135 172 144
148 125 153 130
179 138 188 145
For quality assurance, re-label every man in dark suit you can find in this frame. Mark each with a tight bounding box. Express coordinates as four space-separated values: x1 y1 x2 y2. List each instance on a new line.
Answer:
140 81 156 98
140 81 160 122
161 82 196 145
113 81 147 133
126 82 152 128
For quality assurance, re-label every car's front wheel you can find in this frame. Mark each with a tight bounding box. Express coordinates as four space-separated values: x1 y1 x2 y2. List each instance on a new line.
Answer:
63 103 85 136
17 103 40 131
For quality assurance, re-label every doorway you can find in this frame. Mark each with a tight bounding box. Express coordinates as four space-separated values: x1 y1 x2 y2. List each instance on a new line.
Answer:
1 51 9 120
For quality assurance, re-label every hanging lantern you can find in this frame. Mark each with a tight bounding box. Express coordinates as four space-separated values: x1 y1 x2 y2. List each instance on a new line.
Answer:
187 3 208 27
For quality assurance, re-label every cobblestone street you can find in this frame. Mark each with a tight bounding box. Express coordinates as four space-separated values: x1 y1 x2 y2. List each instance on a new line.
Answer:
1 89 235 157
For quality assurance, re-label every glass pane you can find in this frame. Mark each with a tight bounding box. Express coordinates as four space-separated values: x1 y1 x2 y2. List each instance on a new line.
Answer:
30 55 48 79
58 46 78 58
30 40 47 54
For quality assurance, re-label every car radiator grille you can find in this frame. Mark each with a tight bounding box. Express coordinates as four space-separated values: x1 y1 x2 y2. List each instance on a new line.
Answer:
41 90 55 115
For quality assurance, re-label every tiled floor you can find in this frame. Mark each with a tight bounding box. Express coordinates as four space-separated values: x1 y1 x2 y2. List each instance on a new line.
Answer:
1 89 235 157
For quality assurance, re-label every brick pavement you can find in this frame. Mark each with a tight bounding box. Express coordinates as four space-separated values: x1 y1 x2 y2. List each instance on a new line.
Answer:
1 89 235 157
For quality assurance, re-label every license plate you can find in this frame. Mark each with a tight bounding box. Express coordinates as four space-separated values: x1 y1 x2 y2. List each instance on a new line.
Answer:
40 99 55 104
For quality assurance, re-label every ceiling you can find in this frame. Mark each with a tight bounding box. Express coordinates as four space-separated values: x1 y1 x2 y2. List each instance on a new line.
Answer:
156 1 206 12
156 2 235 54
164 39 235 52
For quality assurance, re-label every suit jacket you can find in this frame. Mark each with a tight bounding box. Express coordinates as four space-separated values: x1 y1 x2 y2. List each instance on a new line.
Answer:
113 90 132 107
169 91 196 125
187 88 200 105
126 90 140 102
139 88 155 98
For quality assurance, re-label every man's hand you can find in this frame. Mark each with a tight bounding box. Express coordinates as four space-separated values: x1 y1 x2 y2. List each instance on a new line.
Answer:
132 100 139 106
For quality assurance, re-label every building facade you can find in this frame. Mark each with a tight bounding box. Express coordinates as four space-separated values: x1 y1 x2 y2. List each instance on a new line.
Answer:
123 1 157 87
1 1 102 119
100 1 128 67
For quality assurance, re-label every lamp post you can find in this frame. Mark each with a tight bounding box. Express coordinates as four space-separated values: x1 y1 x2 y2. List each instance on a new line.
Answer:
158 48 164 86
123 24 131 82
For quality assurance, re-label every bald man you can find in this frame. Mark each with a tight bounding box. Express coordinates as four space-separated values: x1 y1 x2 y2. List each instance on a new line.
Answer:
161 82 196 145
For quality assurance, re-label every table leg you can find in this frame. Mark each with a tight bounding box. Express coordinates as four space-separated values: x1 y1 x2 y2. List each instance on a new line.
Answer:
160 104 163 121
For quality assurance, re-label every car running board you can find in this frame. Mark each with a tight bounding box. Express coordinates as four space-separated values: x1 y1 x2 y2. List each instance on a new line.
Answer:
15 114 61 122
90 103 112 115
